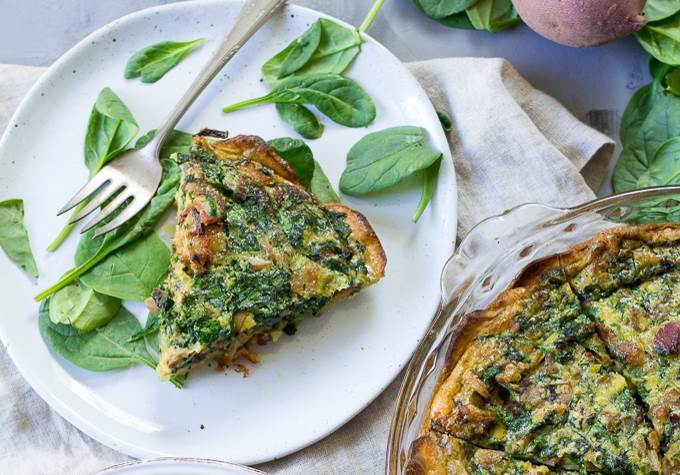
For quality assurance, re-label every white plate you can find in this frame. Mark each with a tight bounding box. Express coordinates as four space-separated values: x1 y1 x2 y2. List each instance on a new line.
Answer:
98 458 265 475
0 0 456 464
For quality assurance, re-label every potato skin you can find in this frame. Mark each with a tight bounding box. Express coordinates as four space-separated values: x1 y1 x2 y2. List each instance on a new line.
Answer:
512 0 647 47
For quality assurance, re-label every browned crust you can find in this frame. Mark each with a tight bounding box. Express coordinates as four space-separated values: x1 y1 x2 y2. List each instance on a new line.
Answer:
193 135 299 183
414 223 680 467
324 203 387 283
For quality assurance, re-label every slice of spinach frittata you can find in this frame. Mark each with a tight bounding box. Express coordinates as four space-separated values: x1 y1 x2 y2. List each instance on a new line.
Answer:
152 135 386 380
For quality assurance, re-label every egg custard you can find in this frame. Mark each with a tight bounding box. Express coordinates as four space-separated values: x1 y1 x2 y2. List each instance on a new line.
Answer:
152 135 385 381
408 224 680 475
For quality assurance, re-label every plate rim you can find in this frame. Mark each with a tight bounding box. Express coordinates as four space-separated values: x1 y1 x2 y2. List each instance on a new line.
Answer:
0 0 457 464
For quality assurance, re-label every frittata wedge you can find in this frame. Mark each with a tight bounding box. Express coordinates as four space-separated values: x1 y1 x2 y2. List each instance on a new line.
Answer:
153 135 385 380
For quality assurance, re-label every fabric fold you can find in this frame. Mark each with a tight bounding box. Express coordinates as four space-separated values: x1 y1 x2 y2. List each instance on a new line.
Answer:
407 58 614 237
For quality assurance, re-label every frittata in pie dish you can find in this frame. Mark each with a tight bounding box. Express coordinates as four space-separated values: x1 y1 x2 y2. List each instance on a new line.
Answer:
407 223 680 475
151 134 385 380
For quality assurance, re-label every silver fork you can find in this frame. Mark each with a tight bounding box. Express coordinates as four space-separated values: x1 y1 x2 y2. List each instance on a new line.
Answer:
59 0 287 237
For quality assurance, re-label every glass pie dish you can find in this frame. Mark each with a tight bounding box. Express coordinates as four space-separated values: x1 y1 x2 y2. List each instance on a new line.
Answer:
386 185 680 474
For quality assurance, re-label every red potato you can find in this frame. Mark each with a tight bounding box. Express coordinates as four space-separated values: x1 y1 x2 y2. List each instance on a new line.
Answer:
512 0 647 47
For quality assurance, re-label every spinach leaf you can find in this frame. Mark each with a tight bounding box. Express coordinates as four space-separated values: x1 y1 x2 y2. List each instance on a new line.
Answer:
35 159 181 301
465 0 520 33
412 157 442 222
125 38 204 83
268 137 340 203
262 19 362 88
268 137 315 187
80 233 169 301
48 88 140 252
0 199 38 278
223 74 376 128
275 103 324 139
339 126 442 195
436 110 453 132
133 129 193 158
619 84 654 148
262 20 363 137
418 0 478 19
310 161 341 204
276 21 322 78
129 312 159 343
85 88 140 173
636 14 680 66
616 138 680 224
636 137 680 187
613 80 680 192
49 282 121 333
644 1 680 23
39 300 155 371
412 0 475 29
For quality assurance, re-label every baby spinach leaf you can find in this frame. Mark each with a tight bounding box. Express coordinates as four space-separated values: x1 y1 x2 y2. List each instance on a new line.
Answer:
283 75 375 127
465 0 520 33
39 300 155 372
644 1 680 23
412 157 442 222
268 137 340 203
616 139 680 224
636 14 680 66
412 0 475 29
223 74 376 128
339 126 442 195
81 233 169 301
125 38 204 83
436 110 453 132
35 160 181 301
48 88 140 252
620 84 654 148
276 21 322 78
268 137 315 187
262 19 362 88
276 103 324 139
418 0 478 19
0 199 38 278
49 282 121 333
310 161 341 204
258 20 367 134
133 128 193 158
636 137 680 188
84 88 140 173
614 80 680 192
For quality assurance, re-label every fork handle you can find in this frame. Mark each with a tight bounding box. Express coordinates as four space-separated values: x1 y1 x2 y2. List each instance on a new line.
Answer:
151 0 288 155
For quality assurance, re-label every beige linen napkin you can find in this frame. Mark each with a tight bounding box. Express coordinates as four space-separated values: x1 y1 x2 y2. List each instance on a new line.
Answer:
0 58 614 475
